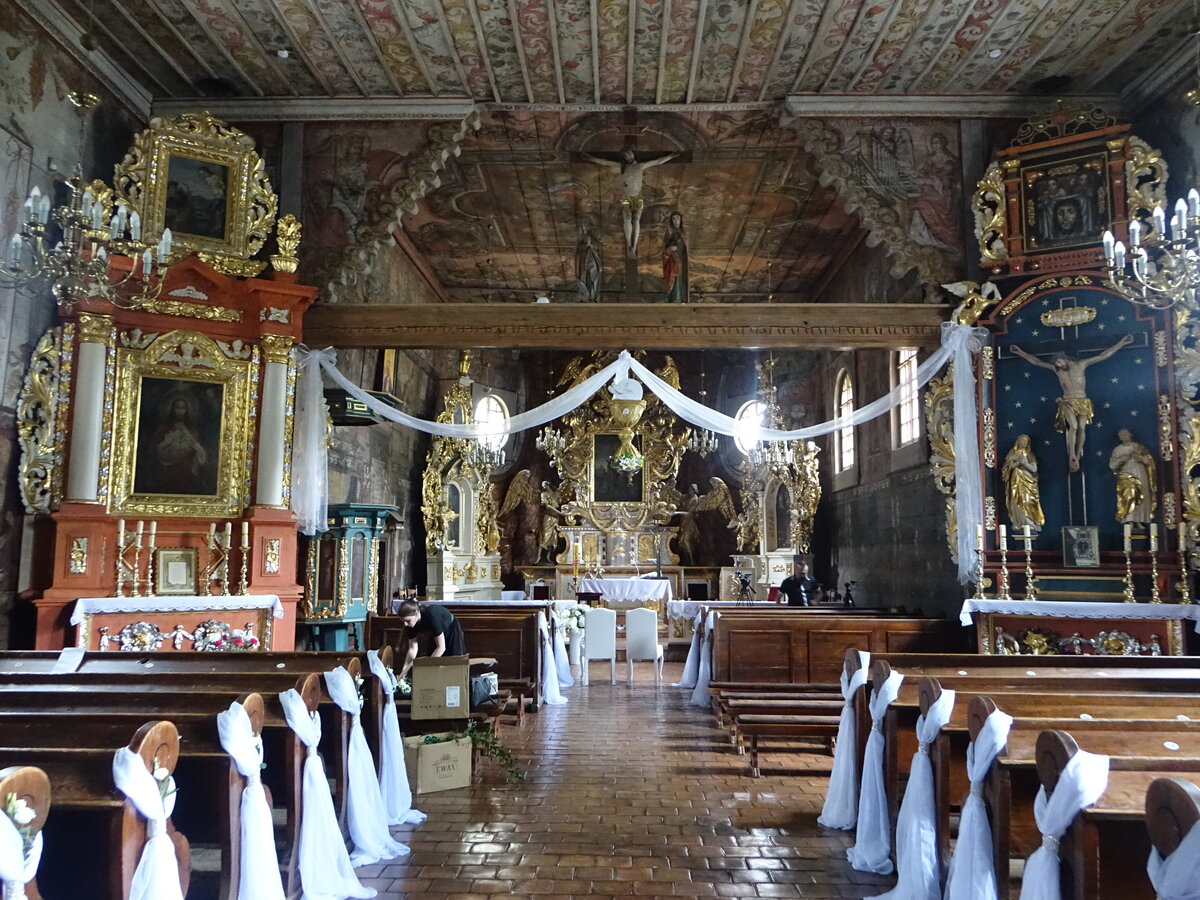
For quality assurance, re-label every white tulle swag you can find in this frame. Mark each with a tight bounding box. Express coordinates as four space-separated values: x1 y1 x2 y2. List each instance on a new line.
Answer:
366 650 426 827
111 746 184 900
818 650 871 830
847 669 905 874
1148 805 1200 900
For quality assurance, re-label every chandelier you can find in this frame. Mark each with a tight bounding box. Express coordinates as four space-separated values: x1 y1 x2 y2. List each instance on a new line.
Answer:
687 353 718 457
0 91 172 309
459 438 505 473
536 425 567 458
1102 189 1199 310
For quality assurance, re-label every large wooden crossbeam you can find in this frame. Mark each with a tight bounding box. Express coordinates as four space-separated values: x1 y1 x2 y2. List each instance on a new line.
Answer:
303 303 951 350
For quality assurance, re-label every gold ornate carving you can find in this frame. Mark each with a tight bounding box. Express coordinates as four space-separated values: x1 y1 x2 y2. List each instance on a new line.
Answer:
1176 298 1200 567
77 313 114 345
109 330 254 517
984 495 997 531
1012 101 1117 146
1155 331 1169 368
264 538 281 574
982 346 994 381
973 163 1008 263
925 372 957 562
260 333 294 365
69 537 88 574
114 112 277 277
282 358 297 501
1164 492 1178 530
1041 306 1096 328
982 408 997 468
1160 395 1175 463
1125 136 1169 238
271 214 301 274
129 297 242 322
17 327 66 514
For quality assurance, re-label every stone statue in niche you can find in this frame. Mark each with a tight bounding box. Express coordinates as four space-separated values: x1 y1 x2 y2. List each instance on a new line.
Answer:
1002 434 1045 534
662 211 688 303
575 229 601 302
1109 427 1157 526
1010 334 1133 472
583 148 678 256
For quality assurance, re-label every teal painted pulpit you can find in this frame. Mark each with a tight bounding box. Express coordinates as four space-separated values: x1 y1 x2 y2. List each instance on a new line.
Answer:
301 504 396 651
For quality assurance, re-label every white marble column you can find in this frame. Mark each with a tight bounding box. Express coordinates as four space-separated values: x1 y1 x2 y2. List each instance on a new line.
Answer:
255 335 293 506
65 314 111 502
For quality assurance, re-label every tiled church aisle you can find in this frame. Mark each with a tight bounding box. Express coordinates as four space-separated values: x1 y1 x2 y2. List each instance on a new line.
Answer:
359 661 894 899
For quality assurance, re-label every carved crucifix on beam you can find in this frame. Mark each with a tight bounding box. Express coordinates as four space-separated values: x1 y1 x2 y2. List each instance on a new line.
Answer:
581 147 679 257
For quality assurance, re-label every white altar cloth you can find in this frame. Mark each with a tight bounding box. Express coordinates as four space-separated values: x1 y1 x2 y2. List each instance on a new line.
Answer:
71 594 283 626
959 598 1200 631
500 590 527 602
578 578 673 604
666 599 779 622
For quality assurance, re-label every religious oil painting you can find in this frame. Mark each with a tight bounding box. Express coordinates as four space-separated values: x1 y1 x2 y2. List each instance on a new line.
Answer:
164 155 229 240
592 434 643 503
1023 152 1109 253
133 376 224 497
1062 525 1100 568
155 548 197 596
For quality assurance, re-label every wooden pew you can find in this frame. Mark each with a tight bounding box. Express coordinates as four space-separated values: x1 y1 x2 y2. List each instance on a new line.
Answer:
1144 777 1200 883
0 765 50 900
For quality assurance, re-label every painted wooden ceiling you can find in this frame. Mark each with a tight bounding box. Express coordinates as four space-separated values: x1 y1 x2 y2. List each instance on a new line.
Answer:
54 0 1191 104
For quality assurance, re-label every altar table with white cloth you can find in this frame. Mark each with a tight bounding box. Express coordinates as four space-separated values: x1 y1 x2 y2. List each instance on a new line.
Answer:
577 577 673 609
71 594 284 651
665 599 779 644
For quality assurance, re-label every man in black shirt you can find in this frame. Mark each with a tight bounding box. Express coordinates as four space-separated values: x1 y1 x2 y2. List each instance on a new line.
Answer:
778 562 821 607
395 599 468 679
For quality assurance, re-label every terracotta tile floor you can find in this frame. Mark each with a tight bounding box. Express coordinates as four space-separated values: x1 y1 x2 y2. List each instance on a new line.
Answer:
358 660 895 899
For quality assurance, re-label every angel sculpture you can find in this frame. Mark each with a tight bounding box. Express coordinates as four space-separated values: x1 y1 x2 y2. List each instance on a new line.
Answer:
656 355 681 391
555 357 601 392
498 470 567 562
942 279 1000 325
674 477 737 562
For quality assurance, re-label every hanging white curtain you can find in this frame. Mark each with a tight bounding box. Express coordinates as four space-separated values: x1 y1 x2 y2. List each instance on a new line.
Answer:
870 689 957 900
292 324 988 535
292 347 333 534
0 802 42 900
216 701 286 900
324 667 410 865
943 707 1014 900
1148 811 1200 900
538 614 568 705
819 650 871 830
111 746 185 900
1017 749 1110 900
943 323 990 583
366 650 427 827
848 669 906 874
278 688 375 900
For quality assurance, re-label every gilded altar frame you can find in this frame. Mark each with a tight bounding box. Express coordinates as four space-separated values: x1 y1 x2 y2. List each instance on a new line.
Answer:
109 330 254 518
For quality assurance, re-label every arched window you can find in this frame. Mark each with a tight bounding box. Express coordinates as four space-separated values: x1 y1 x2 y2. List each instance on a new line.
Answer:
473 394 509 451
894 348 920 446
734 399 768 455
835 372 855 472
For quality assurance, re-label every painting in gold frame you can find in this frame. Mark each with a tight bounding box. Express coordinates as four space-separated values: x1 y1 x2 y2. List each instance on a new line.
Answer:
590 433 644 504
114 112 277 277
109 330 254 518
155 548 198 595
1018 149 1110 254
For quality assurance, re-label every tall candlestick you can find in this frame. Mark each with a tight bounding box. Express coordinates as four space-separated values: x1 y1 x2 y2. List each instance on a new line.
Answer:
222 523 232 596
1022 525 1037 601
1124 522 1132 553
1123 540 1137 603
997 525 1010 601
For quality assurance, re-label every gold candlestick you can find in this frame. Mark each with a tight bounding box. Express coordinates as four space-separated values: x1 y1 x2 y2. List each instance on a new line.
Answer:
1179 539 1193 605
997 525 1011 601
1149 526 1162 604
1021 525 1037 600
132 521 143 598
146 522 157 596
239 524 249 596
972 524 987 600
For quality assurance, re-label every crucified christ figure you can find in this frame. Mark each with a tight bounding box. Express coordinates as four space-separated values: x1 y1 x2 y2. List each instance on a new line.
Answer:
582 148 678 256
1011 334 1132 472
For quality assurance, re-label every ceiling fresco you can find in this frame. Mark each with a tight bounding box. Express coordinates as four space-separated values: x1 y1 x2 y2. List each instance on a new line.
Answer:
45 0 1191 105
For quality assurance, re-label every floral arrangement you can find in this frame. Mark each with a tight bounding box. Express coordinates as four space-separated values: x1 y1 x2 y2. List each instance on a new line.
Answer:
423 721 525 783
151 757 177 804
210 631 260 652
558 606 586 636
4 792 36 856
395 675 412 695
610 449 643 475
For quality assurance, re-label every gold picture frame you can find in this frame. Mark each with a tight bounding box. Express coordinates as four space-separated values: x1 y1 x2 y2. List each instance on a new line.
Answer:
156 548 198 596
109 330 254 518
590 433 645 504
114 112 277 277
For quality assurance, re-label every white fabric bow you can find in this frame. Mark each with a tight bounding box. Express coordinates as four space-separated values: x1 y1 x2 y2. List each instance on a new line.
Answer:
551 621 574 688
943 708 1014 900
674 611 704 689
111 747 184 900
1148 810 1200 900
940 321 990 583
869 688 956 900
1017 749 1110 900
278 688 375 900
366 651 427 827
848 669 906 874
538 614 568 705
324 667 410 866
0 807 42 900
689 611 716 707
819 650 871 830
216 701 286 900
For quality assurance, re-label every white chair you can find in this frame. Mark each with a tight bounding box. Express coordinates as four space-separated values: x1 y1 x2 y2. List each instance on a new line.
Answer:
625 607 664 685
582 606 617 685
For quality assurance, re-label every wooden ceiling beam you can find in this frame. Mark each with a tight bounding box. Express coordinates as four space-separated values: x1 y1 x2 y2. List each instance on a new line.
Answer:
303 302 951 350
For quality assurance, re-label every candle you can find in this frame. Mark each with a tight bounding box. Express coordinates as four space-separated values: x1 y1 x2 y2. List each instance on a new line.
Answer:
1153 205 1166 236
1124 522 1132 552
149 521 156 536
1114 241 1126 271
1102 230 1115 259
975 523 984 550
1151 523 1158 552
1129 220 1141 247
242 521 249 544
1189 188 1200 219
136 520 143 535
999 524 1006 540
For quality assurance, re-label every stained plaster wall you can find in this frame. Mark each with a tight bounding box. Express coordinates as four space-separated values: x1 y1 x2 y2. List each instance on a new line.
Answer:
0 6 145 647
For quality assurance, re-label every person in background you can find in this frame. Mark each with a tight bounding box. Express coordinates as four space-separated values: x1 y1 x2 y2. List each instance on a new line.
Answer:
395 599 467 679
778 561 822 607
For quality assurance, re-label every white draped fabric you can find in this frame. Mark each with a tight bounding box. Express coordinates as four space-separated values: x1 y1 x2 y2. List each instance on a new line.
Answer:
848 670 906 874
943 708 1014 900
819 650 871 830
0 808 42 900
293 347 333 535
111 747 184 900
1148 812 1200 900
324 667 410 866
552 625 574 688
278 689 375 900
293 324 988 535
216 701 287 900
538 614 568 704
1017 750 1110 900
366 651 427 827
869 689 957 900
674 611 704 689
689 611 715 707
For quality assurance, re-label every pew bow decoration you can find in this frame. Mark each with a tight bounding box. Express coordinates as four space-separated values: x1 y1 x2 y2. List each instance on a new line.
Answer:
365 651 426 827
216 701 286 900
818 650 871 830
1148 803 1200 900
111 746 184 900
0 796 42 900
324 667 410 866
847 669 906 875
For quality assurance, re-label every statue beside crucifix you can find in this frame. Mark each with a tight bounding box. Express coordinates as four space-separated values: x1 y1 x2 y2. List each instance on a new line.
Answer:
1010 334 1133 472
582 148 678 256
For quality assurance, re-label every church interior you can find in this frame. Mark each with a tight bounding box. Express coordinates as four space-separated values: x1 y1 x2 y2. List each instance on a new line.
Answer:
2 0 1200 897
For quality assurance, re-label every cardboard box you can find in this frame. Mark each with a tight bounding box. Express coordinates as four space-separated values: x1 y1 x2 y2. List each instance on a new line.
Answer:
403 732 472 794
410 655 470 720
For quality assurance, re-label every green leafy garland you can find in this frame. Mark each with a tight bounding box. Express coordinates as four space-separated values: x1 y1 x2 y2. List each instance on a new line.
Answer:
423 721 526 783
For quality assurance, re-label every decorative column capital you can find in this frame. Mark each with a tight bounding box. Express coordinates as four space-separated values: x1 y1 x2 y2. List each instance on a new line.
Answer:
260 333 294 364
76 313 114 345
